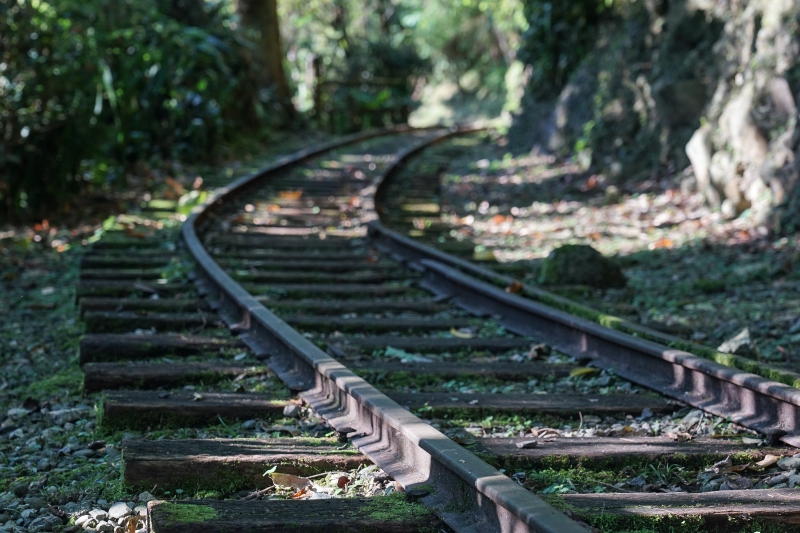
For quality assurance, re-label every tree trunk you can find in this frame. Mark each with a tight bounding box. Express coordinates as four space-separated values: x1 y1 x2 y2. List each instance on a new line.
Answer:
237 0 293 116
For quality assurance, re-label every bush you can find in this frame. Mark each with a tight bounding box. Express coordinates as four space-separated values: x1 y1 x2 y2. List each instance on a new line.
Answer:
0 0 261 221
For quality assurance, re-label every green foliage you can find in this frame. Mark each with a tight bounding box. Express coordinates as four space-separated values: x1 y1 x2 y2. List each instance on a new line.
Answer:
0 0 261 221
518 0 616 99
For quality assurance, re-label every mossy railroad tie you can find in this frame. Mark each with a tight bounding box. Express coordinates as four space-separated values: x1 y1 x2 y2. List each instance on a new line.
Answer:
75 280 190 298
476 436 779 471
388 392 671 417
99 391 288 430
334 335 535 353
78 297 210 317
82 362 266 391
351 360 574 379
123 438 368 493
82 310 225 334
147 496 440 533
557 489 800 532
79 333 244 363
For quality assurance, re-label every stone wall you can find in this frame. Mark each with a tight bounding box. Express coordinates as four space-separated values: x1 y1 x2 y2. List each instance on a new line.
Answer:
511 0 800 227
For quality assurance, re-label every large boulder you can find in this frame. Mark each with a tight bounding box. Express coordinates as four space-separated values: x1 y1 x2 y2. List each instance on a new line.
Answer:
539 245 627 288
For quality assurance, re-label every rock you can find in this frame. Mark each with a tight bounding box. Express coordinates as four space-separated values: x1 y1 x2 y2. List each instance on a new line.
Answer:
778 455 800 471
74 516 92 528
788 474 800 488
515 440 538 449
26 515 60 533
136 492 154 504
46 409 89 426
104 448 121 462
95 521 113 532
88 510 107 521
283 404 301 418
23 499 46 511
680 409 704 430
133 506 146 518
71 450 95 459
603 185 621 204
106 503 131 521
113 527 124 533
686 125 713 193
768 473 788 486
11 484 28 498
241 420 257 430
717 328 756 358
539 245 626 288
768 77 797 120
35 459 49 472
59 503 81 515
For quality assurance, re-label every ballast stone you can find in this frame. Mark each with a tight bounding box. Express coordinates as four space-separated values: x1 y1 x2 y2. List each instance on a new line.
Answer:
107 503 132 521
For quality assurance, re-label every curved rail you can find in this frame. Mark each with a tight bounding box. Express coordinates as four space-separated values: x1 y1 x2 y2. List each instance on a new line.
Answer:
182 127 586 533
368 136 800 449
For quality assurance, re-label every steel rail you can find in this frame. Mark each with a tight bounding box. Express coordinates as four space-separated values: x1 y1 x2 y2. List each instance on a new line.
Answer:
367 133 800 448
182 126 587 533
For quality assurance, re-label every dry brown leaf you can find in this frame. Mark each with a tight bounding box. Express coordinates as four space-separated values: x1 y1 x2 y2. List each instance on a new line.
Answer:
505 281 523 294
165 176 185 194
754 454 781 469
666 431 693 442
279 190 303 200
649 238 675 250
337 476 350 489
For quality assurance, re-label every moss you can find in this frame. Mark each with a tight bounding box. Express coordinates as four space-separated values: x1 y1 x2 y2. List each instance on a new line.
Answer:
532 286 800 389
26 366 83 398
360 493 435 522
156 503 218 526
547 496 800 533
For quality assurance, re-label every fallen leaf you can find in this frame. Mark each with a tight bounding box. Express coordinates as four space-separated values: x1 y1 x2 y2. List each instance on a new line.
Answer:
337 476 350 489
648 238 675 250
450 328 475 339
165 177 185 195
754 454 781 469
528 343 552 359
279 190 303 200
270 472 311 490
472 249 497 261
569 367 600 378
505 281 523 294
290 487 309 499
665 431 693 442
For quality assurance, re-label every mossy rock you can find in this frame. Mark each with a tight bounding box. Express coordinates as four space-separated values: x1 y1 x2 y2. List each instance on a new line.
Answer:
539 245 627 288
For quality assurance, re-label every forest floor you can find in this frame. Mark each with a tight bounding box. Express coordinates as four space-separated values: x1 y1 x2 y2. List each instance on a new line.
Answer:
0 131 331 532
424 133 800 371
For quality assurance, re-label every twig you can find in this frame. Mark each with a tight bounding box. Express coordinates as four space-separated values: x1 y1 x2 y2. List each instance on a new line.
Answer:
242 486 275 501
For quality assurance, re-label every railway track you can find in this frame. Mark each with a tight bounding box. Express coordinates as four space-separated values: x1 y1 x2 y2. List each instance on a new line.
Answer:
74 126 800 533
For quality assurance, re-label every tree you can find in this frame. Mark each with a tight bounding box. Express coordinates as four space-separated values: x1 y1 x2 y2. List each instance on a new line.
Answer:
237 0 293 117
